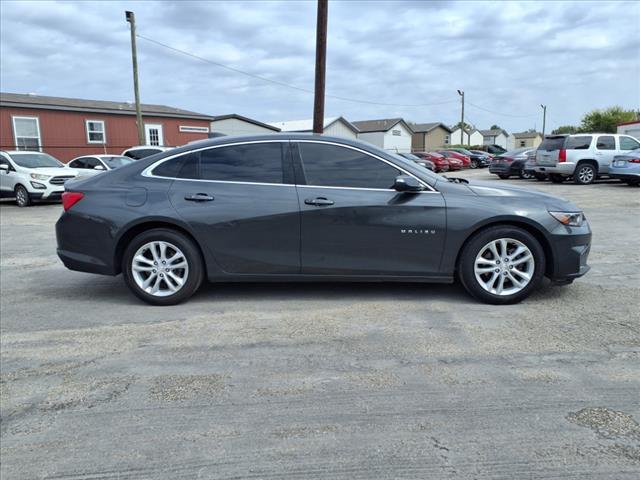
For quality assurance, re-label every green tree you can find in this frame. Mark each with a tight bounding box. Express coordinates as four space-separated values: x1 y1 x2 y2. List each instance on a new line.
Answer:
579 106 638 133
453 121 473 131
552 125 579 135
490 124 502 130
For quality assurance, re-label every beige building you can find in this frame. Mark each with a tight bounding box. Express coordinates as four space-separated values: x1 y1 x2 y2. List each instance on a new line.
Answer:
211 114 280 136
512 131 543 148
410 123 452 151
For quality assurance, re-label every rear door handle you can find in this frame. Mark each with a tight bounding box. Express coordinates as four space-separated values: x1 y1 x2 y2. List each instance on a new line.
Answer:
185 193 214 202
304 197 334 206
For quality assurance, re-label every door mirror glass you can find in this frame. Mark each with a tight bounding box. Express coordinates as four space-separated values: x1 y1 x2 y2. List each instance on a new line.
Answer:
0 164 9 172
393 175 424 192
94 164 106 170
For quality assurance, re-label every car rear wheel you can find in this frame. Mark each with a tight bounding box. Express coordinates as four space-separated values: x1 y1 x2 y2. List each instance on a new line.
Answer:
458 226 545 304
534 173 547 181
574 163 596 185
470 160 478 169
519 170 533 179
15 185 31 207
122 229 204 306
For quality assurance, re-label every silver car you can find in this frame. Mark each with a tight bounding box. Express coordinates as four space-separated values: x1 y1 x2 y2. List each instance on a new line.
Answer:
534 134 640 184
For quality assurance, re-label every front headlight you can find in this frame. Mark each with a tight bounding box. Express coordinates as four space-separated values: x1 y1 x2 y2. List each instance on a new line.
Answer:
30 173 51 181
549 211 584 227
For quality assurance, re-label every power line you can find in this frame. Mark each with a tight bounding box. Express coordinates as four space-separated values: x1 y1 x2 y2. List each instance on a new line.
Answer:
466 101 537 119
135 34 459 108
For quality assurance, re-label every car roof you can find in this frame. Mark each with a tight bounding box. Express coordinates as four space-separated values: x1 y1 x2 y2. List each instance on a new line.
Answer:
123 146 171 151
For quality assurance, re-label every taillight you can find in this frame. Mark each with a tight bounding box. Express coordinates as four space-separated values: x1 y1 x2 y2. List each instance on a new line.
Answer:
628 158 640 164
558 149 567 162
62 191 84 211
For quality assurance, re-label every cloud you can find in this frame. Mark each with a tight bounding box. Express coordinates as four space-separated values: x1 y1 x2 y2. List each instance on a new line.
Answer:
1 0 638 132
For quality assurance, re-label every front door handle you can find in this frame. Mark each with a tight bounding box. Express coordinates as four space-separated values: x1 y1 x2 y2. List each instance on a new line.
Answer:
185 193 214 202
304 197 334 206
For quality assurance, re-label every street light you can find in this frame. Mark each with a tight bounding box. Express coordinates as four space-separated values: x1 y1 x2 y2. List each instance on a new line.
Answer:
540 104 547 137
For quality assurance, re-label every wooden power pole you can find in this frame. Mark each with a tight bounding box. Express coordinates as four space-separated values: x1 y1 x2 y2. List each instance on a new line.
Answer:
126 11 145 145
313 0 328 134
457 89 465 145
540 104 547 137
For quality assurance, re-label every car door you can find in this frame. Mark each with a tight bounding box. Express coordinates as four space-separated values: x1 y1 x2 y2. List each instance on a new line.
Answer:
594 135 616 173
0 154 15 194
164 141 300 274
293 141 446 276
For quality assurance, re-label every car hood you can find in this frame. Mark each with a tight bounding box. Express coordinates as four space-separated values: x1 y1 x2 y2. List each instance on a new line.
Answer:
22 167 78 177
464 179 579 210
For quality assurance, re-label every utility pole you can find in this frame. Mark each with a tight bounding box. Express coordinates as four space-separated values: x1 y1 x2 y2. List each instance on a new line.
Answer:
313 0 328 134
540 104 547 137
126 11 145 145
457 90 465 145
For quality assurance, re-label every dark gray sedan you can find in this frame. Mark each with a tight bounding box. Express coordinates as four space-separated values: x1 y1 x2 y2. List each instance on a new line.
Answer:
56 134 591 305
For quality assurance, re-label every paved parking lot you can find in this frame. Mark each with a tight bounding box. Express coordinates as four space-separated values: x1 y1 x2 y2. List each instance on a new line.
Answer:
1 170 639 479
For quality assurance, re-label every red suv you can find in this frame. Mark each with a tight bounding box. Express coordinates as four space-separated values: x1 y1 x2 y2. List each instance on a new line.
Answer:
413 152 449 172
437 150 471 168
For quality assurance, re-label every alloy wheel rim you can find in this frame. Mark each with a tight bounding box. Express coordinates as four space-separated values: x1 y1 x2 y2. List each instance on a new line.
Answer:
578 166 594 183
474 238 535 296
131 241 189 297
16 188 27 205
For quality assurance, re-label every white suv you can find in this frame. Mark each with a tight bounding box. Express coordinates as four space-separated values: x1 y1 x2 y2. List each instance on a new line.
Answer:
0 151 79 207
534 133 640 184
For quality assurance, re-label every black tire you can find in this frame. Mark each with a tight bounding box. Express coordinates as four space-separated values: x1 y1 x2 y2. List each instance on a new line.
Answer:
534 173 547 181
574 163 597 185
498 174 510 180
15 185 31 207
458 226 545 305
470 160 478 169
549 174 565 184
519 170 534 180
122 228 204 306
624 180 639 186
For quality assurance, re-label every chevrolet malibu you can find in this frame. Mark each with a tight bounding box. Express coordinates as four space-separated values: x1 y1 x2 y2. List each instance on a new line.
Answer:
56 134 592 306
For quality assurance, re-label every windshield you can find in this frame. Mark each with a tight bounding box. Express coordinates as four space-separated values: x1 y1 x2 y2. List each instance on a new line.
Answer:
453 148 473 155
101 156 136 169
399 153 422 162
9 152 63 168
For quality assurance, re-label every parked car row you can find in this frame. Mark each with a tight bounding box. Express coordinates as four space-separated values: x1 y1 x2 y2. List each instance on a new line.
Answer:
0 145 174 207
488 133 640 186
402 148 492 173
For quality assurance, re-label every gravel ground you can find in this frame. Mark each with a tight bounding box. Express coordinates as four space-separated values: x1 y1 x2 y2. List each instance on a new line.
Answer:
1 170 639 479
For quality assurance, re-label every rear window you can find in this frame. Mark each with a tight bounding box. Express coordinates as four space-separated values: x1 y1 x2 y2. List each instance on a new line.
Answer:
125 149 161 160
566 136 592 150
538 137 566 151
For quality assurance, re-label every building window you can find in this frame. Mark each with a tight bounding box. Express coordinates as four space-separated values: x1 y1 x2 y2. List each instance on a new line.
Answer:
12 116 41 151
519 140 526 147
86 120 106 144
391 129 401 136
444 135 450 144
179 125 209 133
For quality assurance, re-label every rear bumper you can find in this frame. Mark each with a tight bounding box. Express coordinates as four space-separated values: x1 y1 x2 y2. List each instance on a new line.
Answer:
609 172 640 181
534 163 575 175
489 163 518 175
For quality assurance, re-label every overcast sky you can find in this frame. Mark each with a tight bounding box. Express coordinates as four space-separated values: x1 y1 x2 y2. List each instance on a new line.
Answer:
1 0 639 132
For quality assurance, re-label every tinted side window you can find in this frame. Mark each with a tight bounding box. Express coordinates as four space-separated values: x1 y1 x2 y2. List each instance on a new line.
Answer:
566 136 592 150
69 158 88 168
85 157 101 168
298 143 401 189
596 136 615 150
200 143 283 183
152 152 198 178
620 136 640 150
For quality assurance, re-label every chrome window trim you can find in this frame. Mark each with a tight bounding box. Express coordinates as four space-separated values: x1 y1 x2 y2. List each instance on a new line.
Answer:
141 139 440 193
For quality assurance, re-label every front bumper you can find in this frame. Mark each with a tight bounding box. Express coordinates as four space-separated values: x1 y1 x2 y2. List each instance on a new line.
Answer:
548 225 592 283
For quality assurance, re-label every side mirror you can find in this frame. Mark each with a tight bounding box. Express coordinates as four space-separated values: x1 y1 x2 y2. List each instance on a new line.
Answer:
0 164 8 172
94 165 106 170
393 175 424 192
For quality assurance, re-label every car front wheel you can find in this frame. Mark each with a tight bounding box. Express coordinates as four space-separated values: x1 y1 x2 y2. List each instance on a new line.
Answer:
519 170 534 179
122 228 204 305
458 226 545 304
574 163 597 185
15 185 31 207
